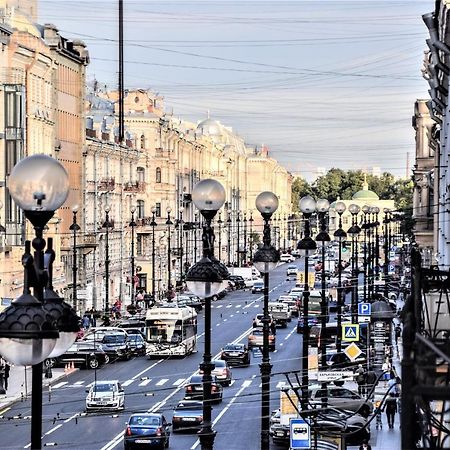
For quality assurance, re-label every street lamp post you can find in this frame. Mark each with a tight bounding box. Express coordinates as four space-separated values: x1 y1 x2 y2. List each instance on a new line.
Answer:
362 205 370 302
129 206 136 305
69 205 80 311
166 207 173 299
297 195 317 410
194 211 199 263
243 212 247 264
103 205 113 324
347 204 361 323
249 209 254 261
226 209 231 266
179 207 184 285
236 211 241 265
0 154 79 450
185 179 229 450
217 211 222 261
373 206 380 293
253 192 279 450
383 209 391 298
334 201 347 353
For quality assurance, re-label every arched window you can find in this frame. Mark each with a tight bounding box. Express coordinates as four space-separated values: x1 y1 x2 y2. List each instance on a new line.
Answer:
140 134 145 149
137 167 145 183
156 167 162 183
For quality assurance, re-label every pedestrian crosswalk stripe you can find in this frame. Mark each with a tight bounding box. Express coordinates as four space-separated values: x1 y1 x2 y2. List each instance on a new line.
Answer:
241 380 252 388
52 381 68 389
139 379 152 386
122 379 135 386
173 378 185 386
156 378 168 386
236 305 241 308
74 381 85 385
226 305 232 308
216 305 223 309
229 380 235 386
254 305 259 308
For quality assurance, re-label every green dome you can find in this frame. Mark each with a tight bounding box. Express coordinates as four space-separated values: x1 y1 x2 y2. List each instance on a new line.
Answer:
352 189 379 201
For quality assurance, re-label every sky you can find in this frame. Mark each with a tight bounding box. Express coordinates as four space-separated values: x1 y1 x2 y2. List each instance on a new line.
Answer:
39 0 434 180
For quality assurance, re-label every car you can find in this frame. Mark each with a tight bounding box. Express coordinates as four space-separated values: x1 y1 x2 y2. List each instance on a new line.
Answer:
286 265 297 277
184 375 223 403
324 350 367 370
124 413 171 450
172 400 203 433
280 253 295 263
176 294 203 312
116 319 146 335
229 275 246 289
253 313 275 328
99 332 132 361
296 315 319 333
127 333 146 356
200 359 232 386
221 343 251 366
248 326 276 351
308 385 373 417
251 280 264 294
85 380 125 411
46 341 108 370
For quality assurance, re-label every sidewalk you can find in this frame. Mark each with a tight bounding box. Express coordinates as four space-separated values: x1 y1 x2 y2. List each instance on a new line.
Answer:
0 364 77 412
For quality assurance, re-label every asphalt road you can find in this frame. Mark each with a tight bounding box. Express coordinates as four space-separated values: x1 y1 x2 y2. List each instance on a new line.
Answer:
0 262 304 450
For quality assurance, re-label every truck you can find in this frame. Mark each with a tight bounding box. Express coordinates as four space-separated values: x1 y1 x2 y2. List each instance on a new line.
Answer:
228 267 261 288
268 301 291 328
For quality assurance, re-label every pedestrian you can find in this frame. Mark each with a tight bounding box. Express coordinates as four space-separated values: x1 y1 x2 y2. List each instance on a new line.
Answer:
374 400 383 430
270 320 277 336
355 364 366 396
252 318 257 328
4 361 10 391
382 359 391 386
394 324 401 344
359 439 372 450
365 370 377 399
384 393 398 429
82 314 90 329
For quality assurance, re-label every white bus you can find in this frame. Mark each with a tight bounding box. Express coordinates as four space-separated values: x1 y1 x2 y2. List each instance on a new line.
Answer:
145 305 197 357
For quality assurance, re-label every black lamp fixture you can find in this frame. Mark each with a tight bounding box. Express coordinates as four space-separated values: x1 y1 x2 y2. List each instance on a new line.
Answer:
69 205 81 311
383 208 391 298
347 203 361 323
252 191 279 450
297 195 317 410
361 204 370 303
166 206 173 299
150 206 157 302
248 209 254 261
185 179 229 450
333 201 347 353
129 205 137 304
0 154 79 450
103 204 113 323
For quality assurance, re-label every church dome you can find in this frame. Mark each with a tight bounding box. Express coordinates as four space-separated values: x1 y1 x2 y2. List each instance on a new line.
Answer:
197 118 222 136
352 177 379 201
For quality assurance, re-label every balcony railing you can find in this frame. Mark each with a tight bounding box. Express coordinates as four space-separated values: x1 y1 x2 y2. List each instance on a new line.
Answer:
98 177 115 191
124 181 145 193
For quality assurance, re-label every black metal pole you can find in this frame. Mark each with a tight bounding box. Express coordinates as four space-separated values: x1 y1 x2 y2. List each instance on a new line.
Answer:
217 212 222 262
351 213 358 323
151 211 156 301
69 210 79 311
243 213 247 265
166 211 172 298
363 214 368 302
375 212 379 292
384 212 389 298
236 212 240 266
227 213 231 266
283 214 286 251
249 211 254 261
118 0 124 143
336 213 343 353
130 211 136 304
105 211 110 319
179 210 184 284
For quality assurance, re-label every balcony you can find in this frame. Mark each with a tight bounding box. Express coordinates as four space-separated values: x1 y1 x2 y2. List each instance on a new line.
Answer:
86 128 97 138
124 181 145 193
98 177 115 191
155 148 172 159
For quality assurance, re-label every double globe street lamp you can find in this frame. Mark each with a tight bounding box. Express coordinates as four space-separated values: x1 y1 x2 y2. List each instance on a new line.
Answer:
347 204 362 323
252 192 280 450
0 154 80 450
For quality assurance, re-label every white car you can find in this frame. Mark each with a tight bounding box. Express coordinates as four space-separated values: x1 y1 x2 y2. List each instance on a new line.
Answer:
280 253 295 263
86 380 125 411
286 265 297 276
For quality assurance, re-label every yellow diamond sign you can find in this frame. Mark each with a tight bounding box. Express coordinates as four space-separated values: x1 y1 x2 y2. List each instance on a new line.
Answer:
344 342 362 362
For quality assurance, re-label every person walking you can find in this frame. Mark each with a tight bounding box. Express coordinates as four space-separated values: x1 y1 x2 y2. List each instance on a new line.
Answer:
384 393 398 429
355 364 366 396
382 358 392 387
4 361 10 391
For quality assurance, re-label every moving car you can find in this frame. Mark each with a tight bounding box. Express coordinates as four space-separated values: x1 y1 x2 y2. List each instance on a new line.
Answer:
85 380 125 411
100 332 132 361
280 253 295 263
248 326 276 351
46 341 108 370
124 413 171 449
229 275 246 289
127 333 146 356
286 265 297 277
220 343 250 366
200 360 232 386
252 280 264 294
184 375 223 403
172 400 203 433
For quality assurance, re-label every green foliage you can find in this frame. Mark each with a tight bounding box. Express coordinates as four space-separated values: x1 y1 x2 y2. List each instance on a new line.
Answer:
291 177 312 211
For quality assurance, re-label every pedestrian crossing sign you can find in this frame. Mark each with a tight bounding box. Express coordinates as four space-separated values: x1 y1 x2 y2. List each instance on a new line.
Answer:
342 324 360 342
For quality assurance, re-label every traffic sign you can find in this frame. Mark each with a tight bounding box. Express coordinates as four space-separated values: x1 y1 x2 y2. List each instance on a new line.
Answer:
388 264 395 274
358 303 371 316
317 371 354 382
290 417 311 449
342 324 360 342
344 343 362 361
358 315 370 323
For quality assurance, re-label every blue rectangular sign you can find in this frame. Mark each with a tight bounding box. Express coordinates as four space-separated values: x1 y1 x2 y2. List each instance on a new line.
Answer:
290 417 311 449
358 303 371 316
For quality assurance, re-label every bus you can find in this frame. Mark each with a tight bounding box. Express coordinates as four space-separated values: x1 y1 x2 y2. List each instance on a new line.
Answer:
145 305 197 357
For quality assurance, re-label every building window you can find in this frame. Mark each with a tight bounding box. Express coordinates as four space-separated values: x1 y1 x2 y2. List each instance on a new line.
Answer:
137 234 143 256
137 167 145 182
137 200 145 219
156 167 162 183
140 134 145 149
155 202 161 218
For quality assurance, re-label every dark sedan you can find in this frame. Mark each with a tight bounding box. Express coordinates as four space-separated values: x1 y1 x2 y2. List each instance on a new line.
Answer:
101 332 132 361
221 343 250 367
172 400 203 433
124 413 171 449
127 333 146 356
184 375 223 403
47 341 108 370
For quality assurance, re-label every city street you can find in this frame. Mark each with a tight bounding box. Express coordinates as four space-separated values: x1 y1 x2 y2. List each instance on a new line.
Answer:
0 264 302 450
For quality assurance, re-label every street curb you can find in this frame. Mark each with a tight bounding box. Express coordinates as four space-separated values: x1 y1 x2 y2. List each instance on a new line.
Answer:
0 367 79 412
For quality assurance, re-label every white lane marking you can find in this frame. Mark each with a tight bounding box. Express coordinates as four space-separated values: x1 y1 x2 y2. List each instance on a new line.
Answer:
173 378 185 386
64 413 79 424
216 305 223 309
280 343 284 347
273 350 278 353
254 305 259 308
74 381 85 385
230 314 234 318
259 383 262 387
45 424 62 436
229 380 235 386
198 332 205 339
132 359 163 380
216 323 220 327
236 304 241 308
226 305 232 309
284 335 290 341
52 382 68 389
139 379 152 387
122 379 134 387
224 319 228 322
276 381 285 389
101 325 255 450
155 378 168 386
191 379 253 449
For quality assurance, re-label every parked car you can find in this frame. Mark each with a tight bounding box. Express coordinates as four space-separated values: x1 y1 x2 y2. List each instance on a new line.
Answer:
172 400 203 433
200 359 232 386
280 253 295 263
85 380 125 412
252 280 264 294
324 350 367 370
308 385 373 417
127 333 146 356
176 294 203 312
184 375 223 403
220 343 251 366
124 413 171 450
99 332 132 361
248 326 275 351
47 341 108 370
